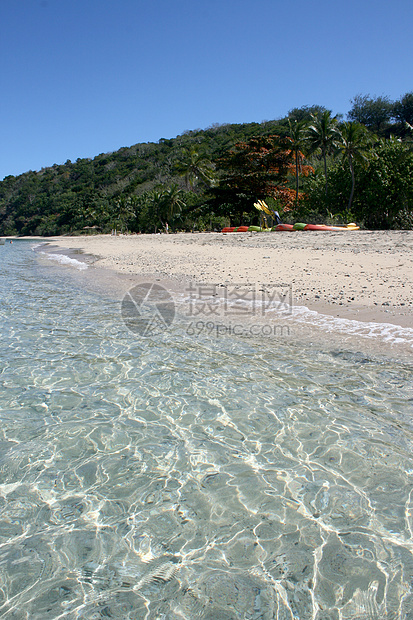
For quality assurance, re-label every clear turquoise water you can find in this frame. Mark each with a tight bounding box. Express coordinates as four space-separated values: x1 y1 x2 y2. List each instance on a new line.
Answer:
1 242 413 619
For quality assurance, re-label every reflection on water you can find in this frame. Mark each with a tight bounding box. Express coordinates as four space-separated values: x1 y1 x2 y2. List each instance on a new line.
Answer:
0 242 413 619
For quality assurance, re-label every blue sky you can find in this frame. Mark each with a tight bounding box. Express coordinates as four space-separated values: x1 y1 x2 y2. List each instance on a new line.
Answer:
1 0 412 180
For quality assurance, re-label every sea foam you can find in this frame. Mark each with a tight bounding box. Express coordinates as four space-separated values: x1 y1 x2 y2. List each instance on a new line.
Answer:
37 248 88 270
288 304 413 347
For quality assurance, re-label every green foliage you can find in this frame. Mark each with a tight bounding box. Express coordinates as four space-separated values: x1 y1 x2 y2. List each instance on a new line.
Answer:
348 94 394 135
211 134 296 221
303 138 413 229
357 138 413 228
306 111 341 197
393 92 413 138
301 164 352 218
337 121 372 210
0 120 285 236
286 105 329 123
174 146 216 190
286 118 310 203
1 93 413 234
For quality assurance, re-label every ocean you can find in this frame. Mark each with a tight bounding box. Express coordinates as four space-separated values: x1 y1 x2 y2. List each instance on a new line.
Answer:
1 240 413 619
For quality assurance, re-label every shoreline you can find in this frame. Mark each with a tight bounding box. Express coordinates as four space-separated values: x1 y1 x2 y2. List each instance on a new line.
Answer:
32 231 412 330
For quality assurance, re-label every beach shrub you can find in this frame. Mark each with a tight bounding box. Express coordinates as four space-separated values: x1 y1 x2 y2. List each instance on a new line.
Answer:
358 139 413 229
392 208 413 230
303 164 351 217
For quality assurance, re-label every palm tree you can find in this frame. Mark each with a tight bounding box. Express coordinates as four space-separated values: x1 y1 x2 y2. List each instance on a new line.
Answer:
338 122 372 210
175 147 215 190
114 196 134 232
307 111 341 197
287 118 309 204
146 189 164 233
160 184 186 228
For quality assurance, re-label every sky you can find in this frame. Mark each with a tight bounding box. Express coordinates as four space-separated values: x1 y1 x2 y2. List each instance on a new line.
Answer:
1 0 412 180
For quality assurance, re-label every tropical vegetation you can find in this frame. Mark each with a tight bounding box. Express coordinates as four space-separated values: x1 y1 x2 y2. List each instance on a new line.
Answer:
1 92 412 235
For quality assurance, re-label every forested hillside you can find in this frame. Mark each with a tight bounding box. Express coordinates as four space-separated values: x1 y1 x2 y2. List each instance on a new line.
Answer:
1 93 412 235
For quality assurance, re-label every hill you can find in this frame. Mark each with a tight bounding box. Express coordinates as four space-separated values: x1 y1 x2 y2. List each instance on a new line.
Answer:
1 93 412 234
0 120 283 236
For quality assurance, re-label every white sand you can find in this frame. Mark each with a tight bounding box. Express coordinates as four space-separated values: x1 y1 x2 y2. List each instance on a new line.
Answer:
46 231 412 328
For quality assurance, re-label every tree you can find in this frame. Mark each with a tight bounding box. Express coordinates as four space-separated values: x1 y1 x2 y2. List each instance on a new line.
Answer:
393 92 413 138
214 135 297 219
287 105 328 123
138 185 186 232
348 94 394 135
287 118 312 204
306 111 341 197
358 138 413 228
174 147 215 190
145 189 164 233
304 137 413 229
114 196 135 232
338 122 372 210
159 184 185 228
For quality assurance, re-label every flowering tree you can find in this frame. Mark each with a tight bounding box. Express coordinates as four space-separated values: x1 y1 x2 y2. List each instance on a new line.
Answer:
215 135 308 216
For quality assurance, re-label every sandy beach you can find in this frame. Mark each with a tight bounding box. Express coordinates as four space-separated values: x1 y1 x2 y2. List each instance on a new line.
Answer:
46 230 413 328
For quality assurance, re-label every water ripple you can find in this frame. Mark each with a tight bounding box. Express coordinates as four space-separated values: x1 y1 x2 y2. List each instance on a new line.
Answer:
0 243 412 618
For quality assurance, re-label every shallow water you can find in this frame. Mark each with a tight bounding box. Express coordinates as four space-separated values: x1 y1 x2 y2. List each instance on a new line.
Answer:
1 241 413 619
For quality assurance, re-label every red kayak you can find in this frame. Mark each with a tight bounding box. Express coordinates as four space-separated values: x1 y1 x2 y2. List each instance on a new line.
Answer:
222 226 250 233
304 224 360 231
304 224 333 231
274 223 294 231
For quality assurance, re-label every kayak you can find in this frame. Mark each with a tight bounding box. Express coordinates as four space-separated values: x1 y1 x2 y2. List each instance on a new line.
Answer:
285 222 360 231
222 225 271 233
222 223 360 232
302 223 360 231
222 226 250 232
273 223 294 231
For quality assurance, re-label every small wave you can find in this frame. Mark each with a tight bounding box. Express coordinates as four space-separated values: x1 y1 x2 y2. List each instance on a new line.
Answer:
38 250 88 270
288 305 413 347
31 243 48 250
176 289 413 347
